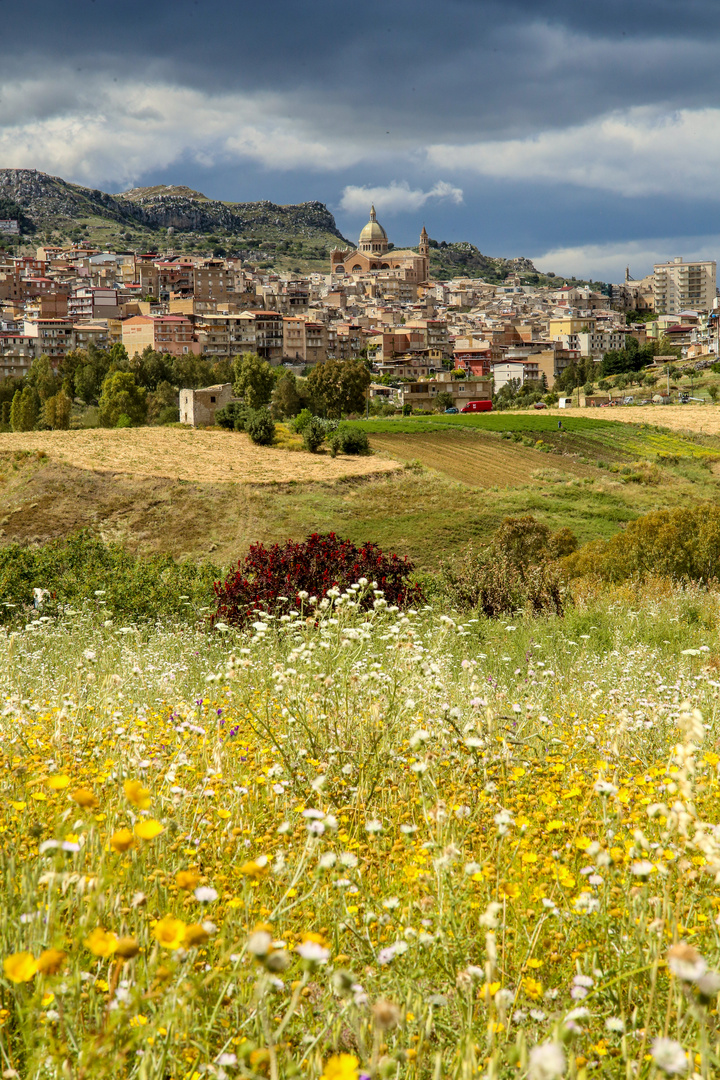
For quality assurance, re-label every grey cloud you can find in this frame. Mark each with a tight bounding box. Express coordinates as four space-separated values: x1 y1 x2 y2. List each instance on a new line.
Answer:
2 1 720 144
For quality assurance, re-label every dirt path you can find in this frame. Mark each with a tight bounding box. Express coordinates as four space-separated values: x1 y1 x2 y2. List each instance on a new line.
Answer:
0 428 400 484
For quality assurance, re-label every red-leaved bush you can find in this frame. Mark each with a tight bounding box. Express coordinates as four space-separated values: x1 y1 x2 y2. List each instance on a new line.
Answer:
213 532 425 626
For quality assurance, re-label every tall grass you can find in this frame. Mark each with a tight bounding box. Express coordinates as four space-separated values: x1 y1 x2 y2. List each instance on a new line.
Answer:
1 584 720 1077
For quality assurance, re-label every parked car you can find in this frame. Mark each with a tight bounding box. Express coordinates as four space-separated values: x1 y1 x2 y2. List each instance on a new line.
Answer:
533 401 547 409
460 400 493 413
623 396 634 404
444 406 459 414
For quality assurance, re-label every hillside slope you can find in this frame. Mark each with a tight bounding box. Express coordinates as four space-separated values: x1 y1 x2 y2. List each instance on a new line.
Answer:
0 170 350 266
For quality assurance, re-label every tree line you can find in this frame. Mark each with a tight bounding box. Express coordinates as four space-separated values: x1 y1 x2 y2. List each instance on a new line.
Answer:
0 345 372 431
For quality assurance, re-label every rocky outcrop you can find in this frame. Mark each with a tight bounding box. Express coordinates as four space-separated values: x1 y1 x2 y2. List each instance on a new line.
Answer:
429 240 541 282
0 169 347 242
0 169 132 228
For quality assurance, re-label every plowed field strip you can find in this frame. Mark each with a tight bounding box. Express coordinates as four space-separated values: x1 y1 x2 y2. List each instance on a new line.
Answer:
368 432 597 488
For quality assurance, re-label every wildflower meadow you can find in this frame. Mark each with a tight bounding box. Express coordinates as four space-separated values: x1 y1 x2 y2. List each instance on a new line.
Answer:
2 577 720 1079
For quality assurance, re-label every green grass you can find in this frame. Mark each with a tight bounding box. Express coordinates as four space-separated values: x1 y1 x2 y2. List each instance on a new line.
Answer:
349 413 720 462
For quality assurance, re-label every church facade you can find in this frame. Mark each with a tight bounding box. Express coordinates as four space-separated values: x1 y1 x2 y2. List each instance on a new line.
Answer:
330 206 430 283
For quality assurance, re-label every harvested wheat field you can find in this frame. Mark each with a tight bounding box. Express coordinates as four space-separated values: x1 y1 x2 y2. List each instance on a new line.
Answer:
368 429 596 486
528 403 720 436
0 427 401 484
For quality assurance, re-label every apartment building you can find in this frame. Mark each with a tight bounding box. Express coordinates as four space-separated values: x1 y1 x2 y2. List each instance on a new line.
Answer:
23 317 73 360
0 332 34 378
401 376 492 409
68 287 121 320
653 257 717 315
572 329 628 357
193 261 237 302
282 317 329 365
122 314 200 357
240 311 282 365
194 312 257 358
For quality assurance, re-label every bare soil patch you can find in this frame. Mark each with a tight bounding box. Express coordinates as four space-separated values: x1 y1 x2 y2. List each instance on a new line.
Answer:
0 428 400 484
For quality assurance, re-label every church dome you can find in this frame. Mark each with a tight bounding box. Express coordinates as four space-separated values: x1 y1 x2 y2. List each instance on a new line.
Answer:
359 204 387 245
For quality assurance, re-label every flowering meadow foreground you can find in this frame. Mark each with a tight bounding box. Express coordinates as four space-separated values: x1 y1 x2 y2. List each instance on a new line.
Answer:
2 583 720 1079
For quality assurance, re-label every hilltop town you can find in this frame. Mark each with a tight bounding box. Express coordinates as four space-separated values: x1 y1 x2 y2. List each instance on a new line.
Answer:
0 178 717 421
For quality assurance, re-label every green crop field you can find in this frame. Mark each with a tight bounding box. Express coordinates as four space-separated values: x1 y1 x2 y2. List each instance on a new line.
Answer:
350 413 720 458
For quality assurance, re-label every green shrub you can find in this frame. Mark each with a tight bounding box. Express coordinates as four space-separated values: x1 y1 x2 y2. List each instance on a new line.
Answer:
215 402 249 431
157 405 180 425
116 413 132 428
246 407 275 446
0 531 218 625
438 515 574 617
291 408 314 434
327 426 370 456
564 503 720 584
303 417 326 453
440 547 565 617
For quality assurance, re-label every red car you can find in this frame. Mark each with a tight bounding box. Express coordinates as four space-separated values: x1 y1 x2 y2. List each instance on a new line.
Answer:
460 400 493 413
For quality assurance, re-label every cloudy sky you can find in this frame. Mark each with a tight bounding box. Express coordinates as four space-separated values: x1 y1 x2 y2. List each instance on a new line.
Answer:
2 0 720 281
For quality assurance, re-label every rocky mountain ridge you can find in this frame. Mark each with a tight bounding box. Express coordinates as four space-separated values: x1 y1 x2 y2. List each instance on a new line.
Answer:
0 170 348 244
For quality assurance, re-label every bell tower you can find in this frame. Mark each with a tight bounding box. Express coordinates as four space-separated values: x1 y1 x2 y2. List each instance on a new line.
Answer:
419 225 429 259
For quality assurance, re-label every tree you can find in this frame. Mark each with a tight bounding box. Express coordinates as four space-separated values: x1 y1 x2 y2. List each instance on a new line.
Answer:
232 353 276 410
41 391 72 430
147 380 179 423
9 390 21 431
16 386 40 431
98 372 147 428
131 347 173 392
435 391 454 410
307 359 371 418
271 371 301 419
28 355 58 402
708 384 719 403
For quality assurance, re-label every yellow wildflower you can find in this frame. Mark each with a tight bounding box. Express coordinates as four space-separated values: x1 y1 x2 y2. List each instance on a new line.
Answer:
124 779 151 810
47 775 70 790
176 869 201 891
153 916 187 950
184 924 210 948
134 819 164 840
321 1054 359 1080
72 788 98 809
37 949 67 975
84 928 118 958
110 828 136 853
3 952 38 983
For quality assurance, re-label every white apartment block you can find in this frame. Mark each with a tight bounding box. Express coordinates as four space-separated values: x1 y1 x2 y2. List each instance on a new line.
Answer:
573 330 628 357
653 257 717 316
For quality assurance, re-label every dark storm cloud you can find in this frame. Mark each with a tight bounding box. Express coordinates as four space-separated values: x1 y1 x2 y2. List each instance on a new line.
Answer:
3 0 720 278
3 0 720 140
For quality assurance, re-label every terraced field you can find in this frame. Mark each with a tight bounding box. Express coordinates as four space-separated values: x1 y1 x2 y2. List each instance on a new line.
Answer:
368 429 596 486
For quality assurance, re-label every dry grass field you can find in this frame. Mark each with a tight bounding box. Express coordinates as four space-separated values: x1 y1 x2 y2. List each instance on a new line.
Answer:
0 427 400 484
368 428 596 485
528 403 720 435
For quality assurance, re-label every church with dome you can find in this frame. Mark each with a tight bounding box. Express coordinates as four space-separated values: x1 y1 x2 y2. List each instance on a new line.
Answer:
330 205 430 283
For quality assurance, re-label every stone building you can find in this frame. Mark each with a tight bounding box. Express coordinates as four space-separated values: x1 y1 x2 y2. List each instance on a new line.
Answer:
179 382 237 426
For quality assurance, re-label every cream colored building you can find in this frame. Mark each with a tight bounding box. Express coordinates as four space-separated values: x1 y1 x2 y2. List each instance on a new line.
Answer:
653 257 717 315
